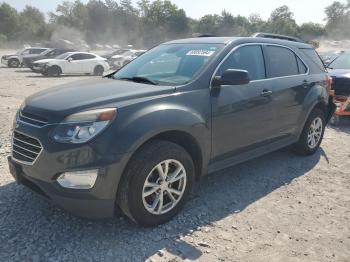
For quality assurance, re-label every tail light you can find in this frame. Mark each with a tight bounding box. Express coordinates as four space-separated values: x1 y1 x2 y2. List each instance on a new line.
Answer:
325 75 334 96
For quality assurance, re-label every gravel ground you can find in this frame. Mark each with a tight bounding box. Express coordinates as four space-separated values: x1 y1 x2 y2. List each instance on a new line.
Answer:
0 50 349 262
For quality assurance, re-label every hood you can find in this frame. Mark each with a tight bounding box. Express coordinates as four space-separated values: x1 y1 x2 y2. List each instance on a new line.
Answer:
23 54 44 62
23 54 41 58
4 54 18 59
111 55 124 59
23 78 175 120
328 69 350 78
34 58 57 64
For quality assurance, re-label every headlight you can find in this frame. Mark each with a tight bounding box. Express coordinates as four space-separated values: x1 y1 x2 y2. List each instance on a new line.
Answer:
52 108 117 144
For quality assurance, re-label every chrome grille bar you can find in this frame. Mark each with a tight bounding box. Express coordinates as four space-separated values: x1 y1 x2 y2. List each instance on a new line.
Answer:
11 131 43 165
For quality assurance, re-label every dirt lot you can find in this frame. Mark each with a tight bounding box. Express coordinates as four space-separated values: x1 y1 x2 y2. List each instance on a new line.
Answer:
0 50 349 262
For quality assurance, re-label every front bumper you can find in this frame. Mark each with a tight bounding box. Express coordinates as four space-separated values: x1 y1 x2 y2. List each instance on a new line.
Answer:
1 57 8 66
9 156 116 218
8 120 133 219
32 64 46 73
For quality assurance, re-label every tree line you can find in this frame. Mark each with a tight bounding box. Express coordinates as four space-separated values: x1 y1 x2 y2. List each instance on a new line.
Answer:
0 0 349 48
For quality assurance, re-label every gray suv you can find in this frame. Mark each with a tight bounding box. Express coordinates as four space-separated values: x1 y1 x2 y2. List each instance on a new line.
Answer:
8 35 335 226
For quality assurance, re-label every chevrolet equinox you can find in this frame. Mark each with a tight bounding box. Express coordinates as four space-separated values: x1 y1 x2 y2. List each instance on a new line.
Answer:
8 36 335 226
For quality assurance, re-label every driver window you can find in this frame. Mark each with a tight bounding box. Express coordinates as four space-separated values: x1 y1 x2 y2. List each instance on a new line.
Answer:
217 45 266 81
69 54 81 60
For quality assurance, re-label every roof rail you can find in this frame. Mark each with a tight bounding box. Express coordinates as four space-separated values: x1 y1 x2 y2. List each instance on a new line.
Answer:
252 32 304 43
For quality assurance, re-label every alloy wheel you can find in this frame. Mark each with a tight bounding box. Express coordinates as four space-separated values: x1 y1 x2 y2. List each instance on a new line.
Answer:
307 117 323 149
142 159 187 215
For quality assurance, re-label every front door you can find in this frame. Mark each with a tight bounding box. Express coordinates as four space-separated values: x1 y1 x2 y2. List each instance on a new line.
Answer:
211 45 275 161
65 54 83 74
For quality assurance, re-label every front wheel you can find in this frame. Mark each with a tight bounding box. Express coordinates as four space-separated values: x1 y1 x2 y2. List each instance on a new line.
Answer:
8 59 20 68
117 140 194 226
293 108 325 155
46 66 61 77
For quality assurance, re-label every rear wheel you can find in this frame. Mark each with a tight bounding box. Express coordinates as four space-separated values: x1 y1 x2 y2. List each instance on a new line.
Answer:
117 140 194 226
293 108 325 155
94 65 104 76
8 59 20 68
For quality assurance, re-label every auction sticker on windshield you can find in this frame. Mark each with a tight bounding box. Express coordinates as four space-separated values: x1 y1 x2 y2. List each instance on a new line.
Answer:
186 50 216 56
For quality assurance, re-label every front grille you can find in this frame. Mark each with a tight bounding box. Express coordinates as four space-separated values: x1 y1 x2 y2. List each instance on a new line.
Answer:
19 111 48 127
12 131 42 164
332 77 350 96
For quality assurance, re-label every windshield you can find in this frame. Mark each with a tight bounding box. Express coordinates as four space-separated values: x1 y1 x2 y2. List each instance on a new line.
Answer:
329 53 350 69
55 53 71 60
41 49 53 55
113 43 224 85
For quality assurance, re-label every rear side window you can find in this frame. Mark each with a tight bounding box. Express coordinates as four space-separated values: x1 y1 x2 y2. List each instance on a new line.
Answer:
264 46 299 78
297 57 308 74
300 48 326 71
218 45 266 81
80 54 96 60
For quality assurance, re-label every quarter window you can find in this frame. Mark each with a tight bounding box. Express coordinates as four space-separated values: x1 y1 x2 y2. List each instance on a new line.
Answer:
217 45 266 81
297 56 308 74
265 46 299 78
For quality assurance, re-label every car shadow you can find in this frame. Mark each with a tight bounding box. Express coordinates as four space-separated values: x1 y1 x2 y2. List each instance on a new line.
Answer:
0 147 324 261
328 123 350 134
14 69 33 73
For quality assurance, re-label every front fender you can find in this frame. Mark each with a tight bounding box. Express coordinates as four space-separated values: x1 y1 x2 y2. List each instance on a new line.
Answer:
111 103 210 156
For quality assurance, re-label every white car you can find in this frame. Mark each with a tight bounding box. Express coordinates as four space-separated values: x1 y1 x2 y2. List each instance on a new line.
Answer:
32 52 110 77
110 50 146 69
1 47 48 68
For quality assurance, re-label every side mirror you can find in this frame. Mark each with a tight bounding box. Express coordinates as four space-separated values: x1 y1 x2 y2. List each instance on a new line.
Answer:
67 57 73 62
212 69 250 87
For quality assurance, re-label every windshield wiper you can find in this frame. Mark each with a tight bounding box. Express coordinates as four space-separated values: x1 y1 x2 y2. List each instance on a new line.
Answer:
119 76 159 85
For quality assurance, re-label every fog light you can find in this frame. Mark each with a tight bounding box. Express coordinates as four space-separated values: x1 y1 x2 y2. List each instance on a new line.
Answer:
57 170 98 189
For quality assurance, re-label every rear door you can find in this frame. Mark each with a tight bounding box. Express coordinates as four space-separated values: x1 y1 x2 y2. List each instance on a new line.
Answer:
263 45 309 137
78 53 97 73
211 45 275 161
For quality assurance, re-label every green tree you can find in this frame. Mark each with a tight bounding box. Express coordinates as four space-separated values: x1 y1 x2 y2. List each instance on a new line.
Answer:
324 1 350 38
268 5 298 36
138 0 189 47
50 0 88 31
0 3 19 40
197 14 221 35
299 22 326 41
17 6 50 41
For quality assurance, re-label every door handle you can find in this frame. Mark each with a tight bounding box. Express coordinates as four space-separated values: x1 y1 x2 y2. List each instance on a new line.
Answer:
303 80 309 88
261 90 273 96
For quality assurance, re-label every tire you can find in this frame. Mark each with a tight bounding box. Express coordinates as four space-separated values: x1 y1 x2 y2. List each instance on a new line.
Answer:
94 65 104 76
46 66 61 77
117 140 195 226
8 59 20 68
293 108 326 155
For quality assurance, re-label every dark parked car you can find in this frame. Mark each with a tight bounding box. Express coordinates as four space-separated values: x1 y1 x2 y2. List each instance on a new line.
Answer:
8 35 335 226
101 48 131 60
327 52 350 96
22 48 75 70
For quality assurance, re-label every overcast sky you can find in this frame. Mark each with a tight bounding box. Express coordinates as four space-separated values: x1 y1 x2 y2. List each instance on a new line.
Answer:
4 0 340 24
